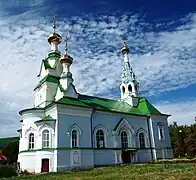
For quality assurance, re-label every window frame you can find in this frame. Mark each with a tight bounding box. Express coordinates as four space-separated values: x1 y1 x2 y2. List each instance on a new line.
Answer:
28 133 35 150
96 129 105 148
71 129 78 148
121 130 129 148
158 124 165 141
42 129 50 148
139 132 146 148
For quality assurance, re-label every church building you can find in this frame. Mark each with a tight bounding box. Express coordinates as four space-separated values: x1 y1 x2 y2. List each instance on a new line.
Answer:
17 19 173 173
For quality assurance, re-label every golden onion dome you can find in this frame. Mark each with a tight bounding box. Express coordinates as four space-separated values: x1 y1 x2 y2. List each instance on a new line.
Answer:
47 32 62 44
60 53 73 64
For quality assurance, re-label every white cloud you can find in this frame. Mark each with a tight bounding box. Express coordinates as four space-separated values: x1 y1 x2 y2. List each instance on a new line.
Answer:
156 99 196 125
0 9 195 136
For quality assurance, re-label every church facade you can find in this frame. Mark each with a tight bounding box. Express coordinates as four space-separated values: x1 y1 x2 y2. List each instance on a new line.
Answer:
17 22 173 173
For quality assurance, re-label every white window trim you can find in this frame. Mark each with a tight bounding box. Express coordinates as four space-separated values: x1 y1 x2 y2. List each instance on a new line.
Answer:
70 150 81 167
25 127 36 137
42 129 50 148
138 132 146 148
136 128 149 148
25 127 37 150
158 124 165 141
68 124 82 148
28 133 35 150
119 128 132 148
120 130 129 148
70 129 80 148
93 125 108 148
40 128 52 148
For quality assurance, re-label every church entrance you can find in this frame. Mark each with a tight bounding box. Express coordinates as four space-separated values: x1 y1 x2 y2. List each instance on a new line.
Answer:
41 158 49 172
122 151 131 164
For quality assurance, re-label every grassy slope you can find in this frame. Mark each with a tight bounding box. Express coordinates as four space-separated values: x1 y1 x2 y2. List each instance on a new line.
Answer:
16 164 196 180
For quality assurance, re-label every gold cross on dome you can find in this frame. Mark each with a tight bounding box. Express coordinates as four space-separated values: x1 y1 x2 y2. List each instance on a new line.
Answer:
122 35 127 47
52 13 57 33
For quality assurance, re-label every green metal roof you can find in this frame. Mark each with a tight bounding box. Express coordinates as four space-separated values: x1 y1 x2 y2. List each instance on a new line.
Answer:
42 115 53 120
34 75 59 90
34 115 56 123
57 94 162 116
37 52 61 77
138 97 162 115
43 59 51 69
44 52 61 69
47 51 61 58
0 137 19 148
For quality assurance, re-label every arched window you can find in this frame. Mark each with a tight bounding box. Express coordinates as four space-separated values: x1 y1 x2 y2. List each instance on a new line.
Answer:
128 84 132 92
122 86 125 93
96 130 105 148
158 124 165 140
121 131 128 148
42 130 50 148
71 130 78 148
139 132 145 148
29 133 34 149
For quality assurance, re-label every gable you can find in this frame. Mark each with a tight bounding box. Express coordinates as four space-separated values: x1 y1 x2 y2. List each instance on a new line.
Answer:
113 118 135 134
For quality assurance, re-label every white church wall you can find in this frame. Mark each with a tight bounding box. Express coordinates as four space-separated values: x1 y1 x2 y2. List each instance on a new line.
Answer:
20 110 45 151
46 82 58 102
19 150 57 173
34 83 47 107
38 63 47 81
18 152 36 173
36 123 55 149
36 150 56 173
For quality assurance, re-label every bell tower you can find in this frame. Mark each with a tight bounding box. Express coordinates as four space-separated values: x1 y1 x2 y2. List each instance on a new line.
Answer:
34 14 63 107
55 36 78 100
120 40 140 107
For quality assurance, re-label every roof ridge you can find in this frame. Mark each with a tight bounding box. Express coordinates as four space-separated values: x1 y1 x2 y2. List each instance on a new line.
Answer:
79 94 122 102
143 98 161 114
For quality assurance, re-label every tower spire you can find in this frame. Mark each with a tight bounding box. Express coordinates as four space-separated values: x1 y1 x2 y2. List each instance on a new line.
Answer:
120 39 140 106
52 13 57 33
47 14 62 52
65 35 68 54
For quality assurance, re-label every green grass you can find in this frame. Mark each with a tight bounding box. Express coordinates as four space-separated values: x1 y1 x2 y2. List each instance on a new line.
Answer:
16 164 196 180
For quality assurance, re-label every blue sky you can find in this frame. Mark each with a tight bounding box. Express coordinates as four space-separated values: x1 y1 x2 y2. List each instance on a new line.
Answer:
0 0 195 137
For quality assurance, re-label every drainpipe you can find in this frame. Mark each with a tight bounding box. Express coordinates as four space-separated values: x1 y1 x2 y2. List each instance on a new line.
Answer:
90 109 96 166
147 116 154 161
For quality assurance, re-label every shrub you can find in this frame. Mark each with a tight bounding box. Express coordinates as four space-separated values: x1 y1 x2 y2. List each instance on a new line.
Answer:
21 169 32 176
0 165 17 178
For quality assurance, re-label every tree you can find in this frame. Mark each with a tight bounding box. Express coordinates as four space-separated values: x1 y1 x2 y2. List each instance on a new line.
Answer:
2 141 19 165
169 122 196 158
